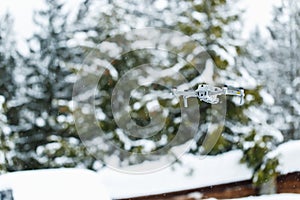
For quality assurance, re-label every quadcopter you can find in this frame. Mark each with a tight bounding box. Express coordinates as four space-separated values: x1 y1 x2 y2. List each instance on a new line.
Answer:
172 84 245 107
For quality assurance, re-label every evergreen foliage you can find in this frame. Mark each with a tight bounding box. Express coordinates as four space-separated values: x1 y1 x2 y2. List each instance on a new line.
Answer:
0 14 20 173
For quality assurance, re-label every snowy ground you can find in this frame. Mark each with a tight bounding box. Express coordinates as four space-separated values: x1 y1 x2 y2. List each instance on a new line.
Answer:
0 168 111 200
98 140 300 199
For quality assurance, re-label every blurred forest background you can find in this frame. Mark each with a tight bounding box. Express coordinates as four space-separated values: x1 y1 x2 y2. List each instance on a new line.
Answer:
0 0 299 189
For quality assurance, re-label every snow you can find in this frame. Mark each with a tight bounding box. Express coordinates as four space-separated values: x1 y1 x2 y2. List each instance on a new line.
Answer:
154 0 168 11
186 59 214 87
259 89 275 106
99 140 300 199
274 140 300 174
98 150 252 199
0 168 111 200
240 0 278 39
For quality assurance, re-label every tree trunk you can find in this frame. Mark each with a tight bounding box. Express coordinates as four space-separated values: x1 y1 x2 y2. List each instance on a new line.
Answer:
259 176 277 195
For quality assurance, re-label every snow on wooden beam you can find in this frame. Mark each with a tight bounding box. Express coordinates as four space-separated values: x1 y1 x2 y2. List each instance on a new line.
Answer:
119 172 300 200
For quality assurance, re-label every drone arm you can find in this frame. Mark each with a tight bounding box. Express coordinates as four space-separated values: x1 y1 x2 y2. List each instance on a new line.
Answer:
173 90 197 97
223 87 245 104
172 89 197 107
225 89 241 96
183 96 188 107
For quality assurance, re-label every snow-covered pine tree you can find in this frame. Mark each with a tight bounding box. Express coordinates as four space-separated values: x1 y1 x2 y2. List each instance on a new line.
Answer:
0 14 20 172
174 0 265 155
72 0 267 168
12 0 99 170
237 30 281 193
266 0 300 140
175 0 284 192
236 0 300 191
73 0 185 165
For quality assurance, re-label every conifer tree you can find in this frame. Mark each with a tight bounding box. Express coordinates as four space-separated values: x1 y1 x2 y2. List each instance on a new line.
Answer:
266 0 300 140
12 0 98 170
75 0 265 166
0 14 20 172
238 1 300 191
174 0 265 155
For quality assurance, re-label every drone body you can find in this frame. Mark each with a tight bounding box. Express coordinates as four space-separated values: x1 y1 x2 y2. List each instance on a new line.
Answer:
172 84 245 107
